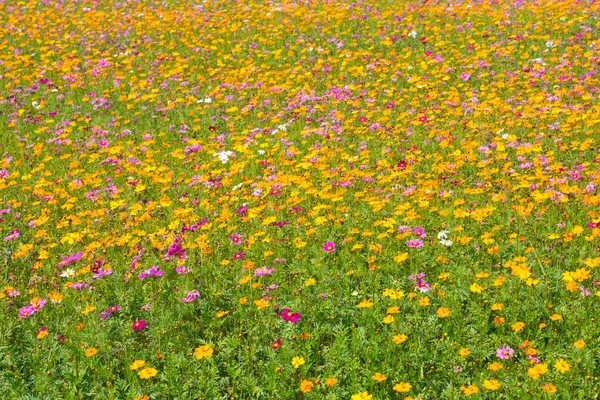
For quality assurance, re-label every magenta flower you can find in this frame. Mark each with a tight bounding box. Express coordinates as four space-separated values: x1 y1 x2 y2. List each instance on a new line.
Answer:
58 251 84 267
4 229 19 241
132 320 147 332
93 268 112 279
229 233 243 245
18 305 36 319
138 265 164 279
165 242 184 257
496 346 514 359
176 266 189 274
322 241 336 253
107 305 121 313
278 308 302 323
18 298 47 319
412 226 426 238
180 290 200 303
407 239 424 248
254 267 275 276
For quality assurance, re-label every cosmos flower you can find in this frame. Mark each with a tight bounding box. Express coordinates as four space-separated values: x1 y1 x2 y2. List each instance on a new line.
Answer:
58 252 84 267
132 320 147 332
322 241 336 252
194 344 214 359
278 308 301 323
60 269 75 278
138 266 165 279
496 346 514 359
180 290 200 303
229 233 243 245
254 267 275 276
406 237 424 248
138 367 158 379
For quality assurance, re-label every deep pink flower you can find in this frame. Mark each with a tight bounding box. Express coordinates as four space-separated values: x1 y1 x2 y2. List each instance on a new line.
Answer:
322 241 336 253
278 308 301 323
132 320 147 331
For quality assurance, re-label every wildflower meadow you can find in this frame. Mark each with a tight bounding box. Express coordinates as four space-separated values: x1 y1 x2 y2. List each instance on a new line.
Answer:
2 0 600 398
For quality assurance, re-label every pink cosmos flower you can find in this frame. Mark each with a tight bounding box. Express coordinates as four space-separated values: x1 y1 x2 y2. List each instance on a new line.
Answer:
180 290 200 303
58 251 84 267
4 229 19 241
407 239 424 248
132 320 147 331
176 266 189 274
93 268 112 279
229 233 243 245
278 308 301 323
496 346 514 359
138 266 164 279
254 267 275 276
322 241 336 253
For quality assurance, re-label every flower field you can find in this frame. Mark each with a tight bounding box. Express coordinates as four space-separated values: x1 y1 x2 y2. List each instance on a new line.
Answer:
2 0 600 398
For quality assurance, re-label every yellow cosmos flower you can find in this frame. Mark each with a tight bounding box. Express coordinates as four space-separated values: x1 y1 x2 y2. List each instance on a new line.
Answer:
393 334 408 344
511 322 525 332
554 359 570 373
393 382 412 392
436 307 451 318
84 348 97 357
483 379 501 391
291 357 305 369
138 367 158 379
488 362 503 371
351 392 372 400
325 377 337 387
130 360 146 370
300 379 314 393
543 383 557 394
357 299 374 308
460 385 479 396
194 344 214 360
254 299 269 309
527 363 549 380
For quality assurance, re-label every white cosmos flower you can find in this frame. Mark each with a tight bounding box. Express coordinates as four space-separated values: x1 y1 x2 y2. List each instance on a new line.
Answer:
60 269 75 278
214 151 235 164
440 239 453 247
437 231 449 240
